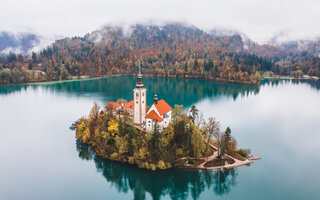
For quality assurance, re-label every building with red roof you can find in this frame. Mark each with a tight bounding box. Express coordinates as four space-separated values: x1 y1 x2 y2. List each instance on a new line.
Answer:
123 100 134 110
145 110 163 122
105 102 121 111
145 94 173 132
123 100 134 115
104 67 173 132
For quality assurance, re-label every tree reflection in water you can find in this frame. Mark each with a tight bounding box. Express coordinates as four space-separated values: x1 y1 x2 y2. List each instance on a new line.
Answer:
1 77 319 104
76 140 238 200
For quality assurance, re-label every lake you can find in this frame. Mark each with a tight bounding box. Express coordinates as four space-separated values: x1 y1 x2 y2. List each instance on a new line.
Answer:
0 77 320 200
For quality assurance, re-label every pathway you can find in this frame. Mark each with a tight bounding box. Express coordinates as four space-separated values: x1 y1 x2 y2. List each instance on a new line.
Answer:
175 144 258 170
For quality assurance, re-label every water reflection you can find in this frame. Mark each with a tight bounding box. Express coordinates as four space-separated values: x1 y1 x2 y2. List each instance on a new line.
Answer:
1 77 319 101
76 140 238 200
1 77 318 108
0 77 260 106
261 78 320 91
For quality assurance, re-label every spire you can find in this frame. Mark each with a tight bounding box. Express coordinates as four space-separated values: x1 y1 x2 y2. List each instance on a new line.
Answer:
154 94 158 104
135 64 144 88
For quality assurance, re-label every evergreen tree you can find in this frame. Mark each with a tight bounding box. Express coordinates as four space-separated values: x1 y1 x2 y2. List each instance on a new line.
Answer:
189 105 199 123
221 127 232 156
194 59 199 68
151 122 162 160
32 52 37 63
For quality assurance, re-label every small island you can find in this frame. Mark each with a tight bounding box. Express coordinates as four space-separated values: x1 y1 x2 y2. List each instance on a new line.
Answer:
73 67 259 170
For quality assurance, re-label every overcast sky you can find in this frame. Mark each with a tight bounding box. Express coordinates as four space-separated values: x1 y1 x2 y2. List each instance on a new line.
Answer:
1 0 320 44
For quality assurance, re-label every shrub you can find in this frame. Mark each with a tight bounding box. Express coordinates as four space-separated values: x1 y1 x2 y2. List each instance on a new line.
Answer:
143 162 150 169
166 163 172 169
111 152 118 159
236 148 251 158
157 160 166 170
176 148 183 157
185 157 194 165
128 156 135 164
150 164 156 171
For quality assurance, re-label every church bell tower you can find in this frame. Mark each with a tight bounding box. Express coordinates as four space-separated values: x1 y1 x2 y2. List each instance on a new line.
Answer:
133 66 147 125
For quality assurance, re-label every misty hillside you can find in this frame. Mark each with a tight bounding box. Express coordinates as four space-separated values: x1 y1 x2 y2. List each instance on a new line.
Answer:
83 24 320 71
0 23 319 85
0 32 40 55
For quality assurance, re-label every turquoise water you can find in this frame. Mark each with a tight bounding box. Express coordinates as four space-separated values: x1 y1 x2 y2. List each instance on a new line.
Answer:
0 77 320 200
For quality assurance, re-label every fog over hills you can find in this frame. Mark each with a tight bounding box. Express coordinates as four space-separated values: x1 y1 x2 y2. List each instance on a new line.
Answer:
1 23 319 86
1 23 320 61
0 32 40 55
0 32 59 55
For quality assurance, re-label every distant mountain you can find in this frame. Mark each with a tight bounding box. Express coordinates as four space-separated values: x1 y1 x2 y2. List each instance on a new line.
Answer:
0 32 40 55
279 40 320 57
0 23 319 85
243 38 320 60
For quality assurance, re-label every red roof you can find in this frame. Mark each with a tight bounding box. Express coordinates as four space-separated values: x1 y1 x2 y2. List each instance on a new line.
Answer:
145 110 163 122
123 100 134 110
105 102 121 110
154 99 172 115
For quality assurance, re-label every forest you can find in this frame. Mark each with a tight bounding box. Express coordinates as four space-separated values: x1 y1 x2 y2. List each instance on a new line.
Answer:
2 24 318 85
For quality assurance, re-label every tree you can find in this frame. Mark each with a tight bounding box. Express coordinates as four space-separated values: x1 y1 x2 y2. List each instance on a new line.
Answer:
213 65 219 79
172 104 184 122
118 118 125 137
28 62 33 70
292 70 303 78
173 118 188 148
189 105 199 123
250 71 261 84
70 64 80 76
150 122 162 160
127 123 137 154
190 123 205 157
225 127 231 142
61 69 69 80
115 135 128 154
89 102 100 122
195 111 204 129
205 117 220 158
8 52 17 63
163 123 174 149
116 98 127 105
194 59 199 68
221 127 231 156
32 52 37 63
105 103 114 119
214 131 224 158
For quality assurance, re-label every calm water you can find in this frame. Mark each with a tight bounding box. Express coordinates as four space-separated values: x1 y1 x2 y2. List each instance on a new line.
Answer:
0 77 320 200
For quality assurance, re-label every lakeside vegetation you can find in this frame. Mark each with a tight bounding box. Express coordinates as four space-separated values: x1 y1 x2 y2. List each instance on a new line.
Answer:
2 24 319 86
75 103 251 170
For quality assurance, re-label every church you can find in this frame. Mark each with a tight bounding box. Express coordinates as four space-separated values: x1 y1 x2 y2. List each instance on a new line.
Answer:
105 67 172 132
133 67 173 132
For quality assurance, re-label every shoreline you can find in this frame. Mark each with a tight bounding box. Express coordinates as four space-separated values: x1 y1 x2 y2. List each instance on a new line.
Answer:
1 73 318 87
89 142 260 171
174 144 260 170
0 73 260 87
264 76 319 81
0 74 319 87
0 76 104 87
